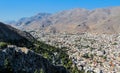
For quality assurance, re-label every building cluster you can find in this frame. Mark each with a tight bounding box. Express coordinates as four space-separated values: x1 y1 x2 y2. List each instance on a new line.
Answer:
39 33 120 73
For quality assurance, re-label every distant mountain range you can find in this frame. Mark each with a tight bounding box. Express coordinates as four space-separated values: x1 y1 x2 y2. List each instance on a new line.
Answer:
8 6 120 34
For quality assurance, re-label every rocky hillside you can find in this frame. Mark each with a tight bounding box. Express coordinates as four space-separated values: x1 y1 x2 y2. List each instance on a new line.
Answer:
0 22 35 46
0 46 68 73
0 22 81 73
9 6 120 34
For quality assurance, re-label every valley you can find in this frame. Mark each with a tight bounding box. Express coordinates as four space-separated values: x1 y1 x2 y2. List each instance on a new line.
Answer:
1 6 120 73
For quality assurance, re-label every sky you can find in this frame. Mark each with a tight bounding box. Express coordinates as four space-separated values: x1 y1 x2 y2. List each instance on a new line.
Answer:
0 0 120 22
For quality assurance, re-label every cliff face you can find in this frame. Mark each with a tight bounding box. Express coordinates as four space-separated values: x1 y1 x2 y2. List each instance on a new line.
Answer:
0 46 69 73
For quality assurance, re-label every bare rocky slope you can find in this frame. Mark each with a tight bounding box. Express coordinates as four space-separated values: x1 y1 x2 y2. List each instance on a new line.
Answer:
9 6 120 34
0 22 35 46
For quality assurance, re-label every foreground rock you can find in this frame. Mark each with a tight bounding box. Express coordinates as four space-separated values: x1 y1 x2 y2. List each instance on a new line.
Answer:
0 46 69 73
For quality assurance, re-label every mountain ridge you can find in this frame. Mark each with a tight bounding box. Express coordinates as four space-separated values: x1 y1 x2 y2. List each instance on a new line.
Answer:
8 6 120 34
0 22 35 47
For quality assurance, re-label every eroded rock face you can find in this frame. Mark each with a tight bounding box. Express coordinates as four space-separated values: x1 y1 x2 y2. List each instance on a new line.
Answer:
0 46 69 73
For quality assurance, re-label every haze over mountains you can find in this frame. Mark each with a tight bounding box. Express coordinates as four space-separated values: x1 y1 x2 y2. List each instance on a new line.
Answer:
8 6 120 34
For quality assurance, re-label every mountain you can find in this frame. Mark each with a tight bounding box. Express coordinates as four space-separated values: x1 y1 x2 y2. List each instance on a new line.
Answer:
9 6 120 34
10 13 51 30
0 22 35 46
0 46 68 73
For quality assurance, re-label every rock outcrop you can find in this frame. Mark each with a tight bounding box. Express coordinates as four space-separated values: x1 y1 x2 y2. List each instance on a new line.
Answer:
0 46 69 73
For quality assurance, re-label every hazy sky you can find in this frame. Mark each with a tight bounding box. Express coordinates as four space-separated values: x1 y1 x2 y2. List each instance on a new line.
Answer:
0 0 120 21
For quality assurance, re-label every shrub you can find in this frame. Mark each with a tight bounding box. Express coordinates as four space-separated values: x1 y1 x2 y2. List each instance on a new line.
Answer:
0 42 7 49
32 41 81 73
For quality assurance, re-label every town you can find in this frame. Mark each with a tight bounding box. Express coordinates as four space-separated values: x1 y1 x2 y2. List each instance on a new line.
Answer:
38 33 120 73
